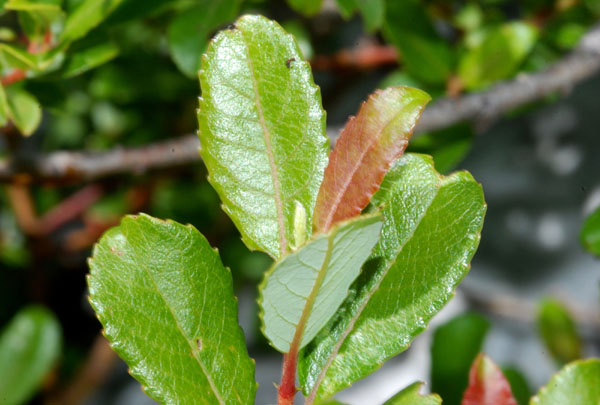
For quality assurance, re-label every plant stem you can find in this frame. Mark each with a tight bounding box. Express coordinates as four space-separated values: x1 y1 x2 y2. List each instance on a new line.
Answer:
278 351 298 405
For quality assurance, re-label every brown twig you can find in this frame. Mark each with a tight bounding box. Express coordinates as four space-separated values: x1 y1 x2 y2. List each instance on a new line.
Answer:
311 45 398 71
46 336 117 405
0 23 598 184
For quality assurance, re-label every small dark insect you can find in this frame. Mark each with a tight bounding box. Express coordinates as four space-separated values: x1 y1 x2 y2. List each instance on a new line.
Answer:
285 57 296 68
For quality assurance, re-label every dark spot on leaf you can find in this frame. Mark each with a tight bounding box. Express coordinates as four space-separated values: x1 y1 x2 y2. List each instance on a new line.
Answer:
196 338 202 350
286 58 296 68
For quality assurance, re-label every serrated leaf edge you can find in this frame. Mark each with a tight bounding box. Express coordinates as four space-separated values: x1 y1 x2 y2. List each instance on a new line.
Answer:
306 166 486 402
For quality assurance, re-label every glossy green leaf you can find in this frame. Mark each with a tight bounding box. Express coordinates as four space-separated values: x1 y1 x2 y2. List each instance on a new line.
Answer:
60 41 119 78
6 86 42 136
88 214 256 404
287 0 322 16
458 22 537 90
61 0 124 42
314 87 430 233
0 306 61 405
537 297 582 365
259 214 383 353
383 0 453 84
432 313 490 405
384 382 441 405
462 353 517 405
198 15 329 259
299 154 486 401
581 206 600 256
530 359 600 405
167 0 241 78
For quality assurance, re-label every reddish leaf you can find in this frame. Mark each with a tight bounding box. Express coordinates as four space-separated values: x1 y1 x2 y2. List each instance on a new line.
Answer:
462 353 518 405
313 86 430 232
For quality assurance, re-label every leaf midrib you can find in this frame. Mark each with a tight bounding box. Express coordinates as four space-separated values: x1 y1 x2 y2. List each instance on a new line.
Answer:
132 237 225 405
307 176 443 403
240 28 287 257
289 236 334 352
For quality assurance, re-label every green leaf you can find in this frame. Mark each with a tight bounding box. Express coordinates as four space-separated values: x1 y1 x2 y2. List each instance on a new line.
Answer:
0 43 38 70
198 15 329 259
458 22 538 90
4 0 61 12
0 306 62 405
530 359 600 405
299 154 486 401
384 382 441 405
335 0 385 32
537 297 582 365
314 87 429 233
502 367 531 405
287 0 322 16
60 41 119 77
431 313 490 405
61 0 124 42
407 123 475 174
462 353 517 405
6 85 42 136
88 214 256 404
0 82 8 127
581 206 600 256
383 0 453 84
167 0 241 78
259 214 383 353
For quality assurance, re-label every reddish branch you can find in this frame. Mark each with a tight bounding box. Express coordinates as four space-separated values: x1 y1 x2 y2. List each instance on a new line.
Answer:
311 45 398 71
0 23 599 184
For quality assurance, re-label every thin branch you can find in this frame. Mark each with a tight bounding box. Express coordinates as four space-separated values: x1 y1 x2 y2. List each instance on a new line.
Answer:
0 23 599 184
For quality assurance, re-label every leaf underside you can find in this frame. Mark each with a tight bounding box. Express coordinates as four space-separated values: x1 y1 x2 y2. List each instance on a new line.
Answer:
88 214 256 404
259 214 383 353
313 87 429 233
462 354 517 405
384 382 442 405
198 14 329 260
530 359 600 405
299 153 486 401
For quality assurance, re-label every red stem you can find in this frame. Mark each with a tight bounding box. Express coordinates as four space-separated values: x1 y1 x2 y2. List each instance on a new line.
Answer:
278 351 298 405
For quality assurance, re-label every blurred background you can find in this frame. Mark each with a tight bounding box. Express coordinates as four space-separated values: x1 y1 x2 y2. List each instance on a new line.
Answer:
0 0 599 404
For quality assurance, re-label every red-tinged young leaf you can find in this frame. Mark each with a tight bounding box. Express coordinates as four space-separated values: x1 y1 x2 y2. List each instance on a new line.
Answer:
313 86 430 233
462 353 517 405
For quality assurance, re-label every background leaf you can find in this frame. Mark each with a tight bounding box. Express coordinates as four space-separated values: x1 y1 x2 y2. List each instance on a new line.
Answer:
286 0 322 17
502 367 531 405
6 85 42 136
60 41 119 78
0 306 62 405
198 15 329 259
259 214 383 353
536 297 582 365
313 86 430 232
462 353 517 405
61 0 124 42
384 382 442 405
383 0 453 84
299 154 486 401
531 359 600 405
431 313 491 405
580 206 600 256
458 22 537 90
88 214 256 404
167 0 241 78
